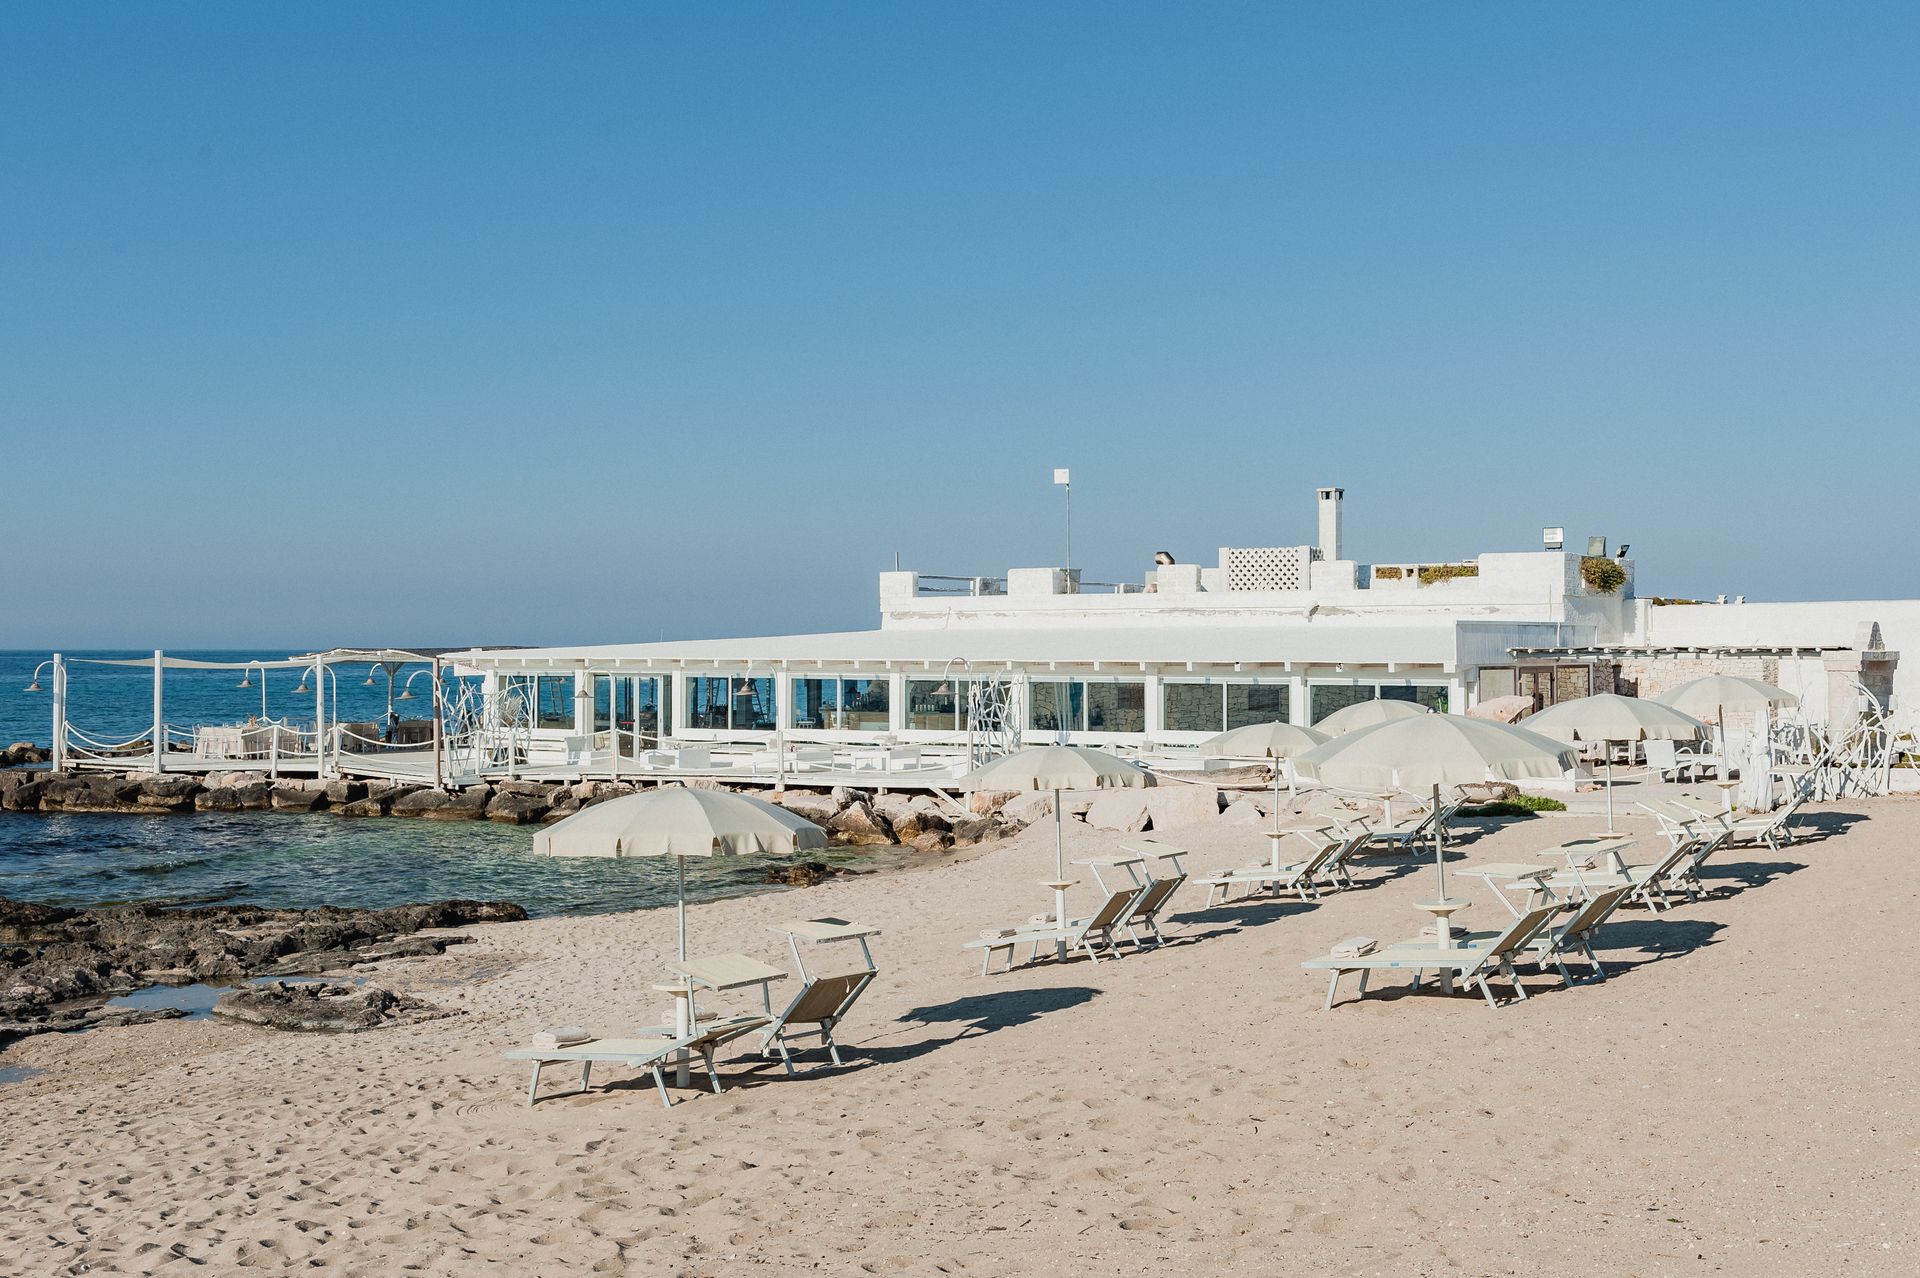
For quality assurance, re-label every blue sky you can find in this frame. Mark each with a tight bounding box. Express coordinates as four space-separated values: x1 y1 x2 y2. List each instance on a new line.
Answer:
2 3 1915 648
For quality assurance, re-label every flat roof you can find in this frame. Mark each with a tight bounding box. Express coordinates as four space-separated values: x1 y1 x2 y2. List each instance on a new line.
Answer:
450 620 1555 673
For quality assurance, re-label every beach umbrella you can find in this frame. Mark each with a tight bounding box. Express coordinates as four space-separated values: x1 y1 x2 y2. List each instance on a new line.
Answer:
959 745 1153 930
1292 714 1578 792
1195 721 1329 758
1293 715 1578 912
1195 721 1329 834
1524 694 1708 832
535 786 826 960
1313 698 1432 737
1654 676 1798 724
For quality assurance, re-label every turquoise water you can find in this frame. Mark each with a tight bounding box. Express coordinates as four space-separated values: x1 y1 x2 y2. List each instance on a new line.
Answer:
0 649 455 747
0 809 849 918
0 650 887 918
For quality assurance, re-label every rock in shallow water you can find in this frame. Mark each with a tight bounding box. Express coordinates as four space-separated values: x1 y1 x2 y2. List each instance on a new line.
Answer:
0 896 526 1044
213 981 455 1032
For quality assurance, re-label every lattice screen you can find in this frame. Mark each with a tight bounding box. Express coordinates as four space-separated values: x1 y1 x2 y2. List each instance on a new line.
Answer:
1224 546 1308 591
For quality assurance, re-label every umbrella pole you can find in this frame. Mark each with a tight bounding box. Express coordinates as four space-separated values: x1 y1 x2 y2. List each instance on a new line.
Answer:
1605 755 1615 835
1052 788 1070 961
673 854 692 1088
1432 783 1446 902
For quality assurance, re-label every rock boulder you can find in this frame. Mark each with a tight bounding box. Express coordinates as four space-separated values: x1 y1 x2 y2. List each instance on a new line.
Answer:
1084 791 1151 833
1145 786 1222 831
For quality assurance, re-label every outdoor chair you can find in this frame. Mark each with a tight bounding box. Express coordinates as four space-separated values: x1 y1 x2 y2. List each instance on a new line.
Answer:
1113 840 1190 945
1199 825 1349 906
1445 884 1635 984
761 918 881 1073
963 885 1145 975
1300 903 1564 1010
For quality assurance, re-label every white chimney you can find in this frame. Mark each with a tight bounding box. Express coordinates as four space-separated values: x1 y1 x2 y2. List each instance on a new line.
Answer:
1316 487 1344 561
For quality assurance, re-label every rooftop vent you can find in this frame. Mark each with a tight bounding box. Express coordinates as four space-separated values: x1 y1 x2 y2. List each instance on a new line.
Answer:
1316 487 1343 561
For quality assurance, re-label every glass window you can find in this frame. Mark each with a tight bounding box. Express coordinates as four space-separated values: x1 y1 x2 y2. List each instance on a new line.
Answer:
536 675 575 729
792 677 839 730
733 677 774 731
690 677 730 729
842 678 890 731
1028 681 1084 732
1085 681 1146 733
1163 682 1223 733
500 675 536 728
633 676 665 738
1225 682 1289 730
592 675 613 733
1309 684 1373 725
907 679 965 731
1414 686 1449 713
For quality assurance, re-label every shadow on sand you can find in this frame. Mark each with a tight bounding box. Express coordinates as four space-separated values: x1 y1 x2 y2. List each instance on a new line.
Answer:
847 986 1102 1067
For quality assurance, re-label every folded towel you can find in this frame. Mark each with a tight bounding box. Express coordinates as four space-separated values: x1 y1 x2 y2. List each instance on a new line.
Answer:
1329 936 1376 959
531 1027 592 1049
979 928 1018 940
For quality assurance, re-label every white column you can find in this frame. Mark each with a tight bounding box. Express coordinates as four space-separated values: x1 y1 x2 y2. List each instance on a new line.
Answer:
50 653 67 772
574 671 594 736
1289 675 1310 726
151 650 165 774
1142 673 1163 742
669 672 688 738
773 671 793 732
1448 674 1468 716
431 659 445 790
314 659 329 779
888 671 906 735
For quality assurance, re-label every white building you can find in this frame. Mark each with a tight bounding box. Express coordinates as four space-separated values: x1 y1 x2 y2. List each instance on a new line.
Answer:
452 488 1668 762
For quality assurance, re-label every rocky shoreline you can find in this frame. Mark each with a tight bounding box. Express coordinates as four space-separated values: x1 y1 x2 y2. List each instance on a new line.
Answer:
0 896 526 1045
0 761 1041 853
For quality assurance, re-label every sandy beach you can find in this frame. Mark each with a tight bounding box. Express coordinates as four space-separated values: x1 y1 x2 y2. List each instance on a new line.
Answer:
4 797 1918 1276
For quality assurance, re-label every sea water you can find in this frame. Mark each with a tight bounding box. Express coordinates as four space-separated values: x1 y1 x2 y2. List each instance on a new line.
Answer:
0 651 878 918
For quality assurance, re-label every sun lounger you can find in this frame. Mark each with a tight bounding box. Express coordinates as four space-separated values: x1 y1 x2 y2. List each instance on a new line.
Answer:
962 885 1144 974
1300 903 1563 1010
1356 797 1461 858
1674 791 1808 853
1443 884 1634 984
1198 822 1367 906
1637 799 1740 896
761 919 880 1073
1522 832 1700 912
1113 841 1190 945
506 1034 701 1107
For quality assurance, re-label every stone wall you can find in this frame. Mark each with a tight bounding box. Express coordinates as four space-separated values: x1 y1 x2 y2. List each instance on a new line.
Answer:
1612 654 1782 702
